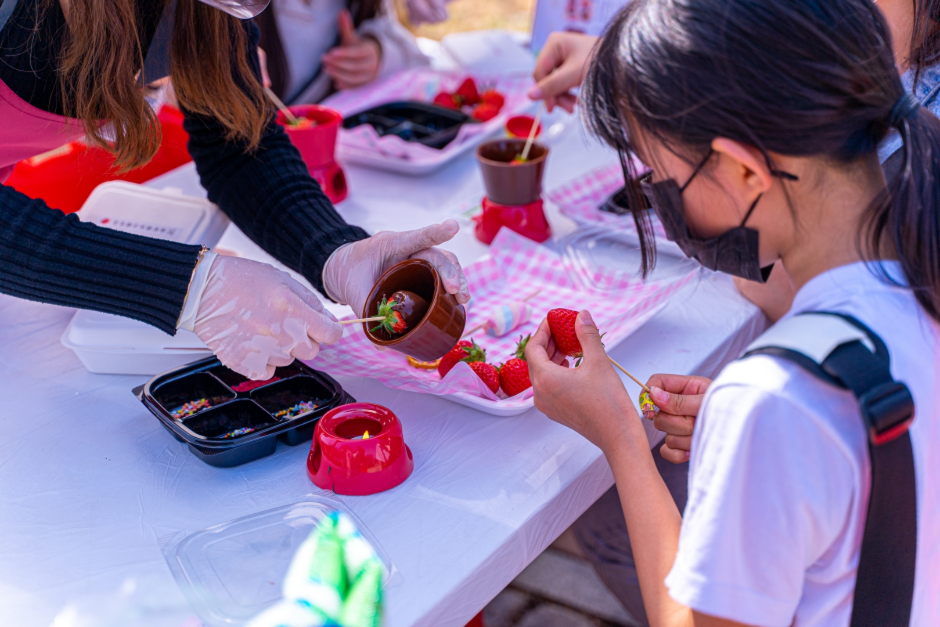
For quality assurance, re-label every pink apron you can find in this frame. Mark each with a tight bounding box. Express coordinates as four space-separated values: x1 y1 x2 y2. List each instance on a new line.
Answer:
0 77 85 183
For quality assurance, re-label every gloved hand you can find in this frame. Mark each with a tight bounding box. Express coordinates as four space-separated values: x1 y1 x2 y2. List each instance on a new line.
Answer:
323 220 471 318
193 256 343 380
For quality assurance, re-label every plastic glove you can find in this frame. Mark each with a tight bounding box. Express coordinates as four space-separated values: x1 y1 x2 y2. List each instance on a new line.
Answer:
322 220 471 318
193 256 343 380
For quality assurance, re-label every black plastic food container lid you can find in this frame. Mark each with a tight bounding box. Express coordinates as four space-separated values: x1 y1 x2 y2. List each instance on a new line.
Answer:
134 357 355 468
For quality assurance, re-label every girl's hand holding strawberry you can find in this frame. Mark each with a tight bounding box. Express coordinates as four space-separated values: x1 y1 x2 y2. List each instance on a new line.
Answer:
525 310 642 455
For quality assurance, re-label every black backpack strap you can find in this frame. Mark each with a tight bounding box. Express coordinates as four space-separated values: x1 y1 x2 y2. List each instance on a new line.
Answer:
742 312 917 627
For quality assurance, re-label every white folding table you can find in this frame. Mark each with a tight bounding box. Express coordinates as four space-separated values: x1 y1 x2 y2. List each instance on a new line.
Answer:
0 114 766 627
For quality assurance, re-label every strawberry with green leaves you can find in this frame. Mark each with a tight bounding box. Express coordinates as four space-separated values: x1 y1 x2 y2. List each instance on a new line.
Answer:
547 308 605 366
371 297 408 336
471 103 500 122
433 92 460 110
499 335 531 396
455 77 480 106
438 339 484 377
480 89 505 109
547 309 582 359
470 361 500 393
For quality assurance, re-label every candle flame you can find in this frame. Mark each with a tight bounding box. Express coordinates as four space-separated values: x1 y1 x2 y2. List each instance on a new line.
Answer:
363 430 370 440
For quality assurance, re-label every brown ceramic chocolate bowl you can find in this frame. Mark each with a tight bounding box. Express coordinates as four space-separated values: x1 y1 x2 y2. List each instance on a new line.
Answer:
363 259 467 361
476 139 549 206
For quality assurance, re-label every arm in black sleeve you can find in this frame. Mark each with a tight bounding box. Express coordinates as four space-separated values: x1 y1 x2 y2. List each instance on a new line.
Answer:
0 184 201 334
182 20 369 297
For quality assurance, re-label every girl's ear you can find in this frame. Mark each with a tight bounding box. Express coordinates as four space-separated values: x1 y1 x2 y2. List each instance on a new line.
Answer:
711 138 774 208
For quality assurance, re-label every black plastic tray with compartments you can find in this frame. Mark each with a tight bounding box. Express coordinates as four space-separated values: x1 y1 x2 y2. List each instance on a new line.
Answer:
342 100 471 149
134 357 354 467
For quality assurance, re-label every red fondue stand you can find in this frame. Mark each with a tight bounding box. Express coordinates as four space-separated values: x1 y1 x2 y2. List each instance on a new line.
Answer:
307 403 414 495
474 139 551 245
277 105 348 204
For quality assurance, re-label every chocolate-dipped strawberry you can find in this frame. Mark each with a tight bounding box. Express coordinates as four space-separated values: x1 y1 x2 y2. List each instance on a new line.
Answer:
390 290 429 327
371 290 430 337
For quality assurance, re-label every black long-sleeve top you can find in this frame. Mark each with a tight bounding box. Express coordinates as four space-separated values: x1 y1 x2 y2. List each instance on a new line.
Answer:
0 0 368 333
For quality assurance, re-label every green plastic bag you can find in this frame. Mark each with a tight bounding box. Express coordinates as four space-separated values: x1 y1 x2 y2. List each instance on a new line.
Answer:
247 511 383 627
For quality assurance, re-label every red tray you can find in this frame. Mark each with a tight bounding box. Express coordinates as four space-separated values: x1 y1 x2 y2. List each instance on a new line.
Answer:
6 106 193 214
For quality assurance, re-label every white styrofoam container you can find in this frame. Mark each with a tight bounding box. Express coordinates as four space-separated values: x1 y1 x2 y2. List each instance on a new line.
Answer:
61 311 211 375
61 179 228 375
75 180 229 245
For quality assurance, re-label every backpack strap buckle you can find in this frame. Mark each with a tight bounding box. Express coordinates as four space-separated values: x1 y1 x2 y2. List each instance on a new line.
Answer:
861 381 914 445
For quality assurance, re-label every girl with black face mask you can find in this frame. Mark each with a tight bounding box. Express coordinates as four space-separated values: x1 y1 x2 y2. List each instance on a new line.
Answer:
525 0 940 625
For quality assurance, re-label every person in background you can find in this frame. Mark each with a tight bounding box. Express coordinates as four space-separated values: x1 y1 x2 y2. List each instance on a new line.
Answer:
0 0 469 383
255 0 428 104
526 1 940 624
401 0 452 26
530 0 940 325
527 0 938 624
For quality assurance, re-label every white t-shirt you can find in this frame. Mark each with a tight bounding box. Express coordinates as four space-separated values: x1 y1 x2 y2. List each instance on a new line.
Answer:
274 0 345 101
665 262 940 626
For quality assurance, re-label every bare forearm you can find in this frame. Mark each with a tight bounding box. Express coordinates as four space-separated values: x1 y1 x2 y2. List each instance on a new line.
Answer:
605 414 751 627
604 411 692 627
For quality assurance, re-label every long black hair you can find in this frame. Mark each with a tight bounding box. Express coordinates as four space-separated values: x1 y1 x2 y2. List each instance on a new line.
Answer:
912 0 940 72
583 0 940 322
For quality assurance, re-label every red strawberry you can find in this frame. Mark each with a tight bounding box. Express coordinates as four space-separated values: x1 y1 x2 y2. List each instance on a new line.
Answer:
547 309 582 360
471 103 500 122
371 297 408 335
437 339 485 377
480 89 505 110
499 335 531 396
455 78 480 106
433 92 460 110
470 361 500 393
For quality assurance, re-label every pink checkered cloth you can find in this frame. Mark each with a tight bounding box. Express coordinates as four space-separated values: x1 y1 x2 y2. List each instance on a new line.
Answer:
312 229 696 408
547 161 667 239
323 69 534 168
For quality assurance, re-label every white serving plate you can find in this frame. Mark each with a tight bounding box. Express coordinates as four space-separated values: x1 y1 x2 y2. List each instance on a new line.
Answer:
335 127 500 176
446 391 535 417
336 106 573 177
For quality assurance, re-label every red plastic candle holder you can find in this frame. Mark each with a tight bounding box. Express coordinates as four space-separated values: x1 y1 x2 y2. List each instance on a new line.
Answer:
307 403 414 496
278 105 348 204
473 196 552 245
506 115 542 139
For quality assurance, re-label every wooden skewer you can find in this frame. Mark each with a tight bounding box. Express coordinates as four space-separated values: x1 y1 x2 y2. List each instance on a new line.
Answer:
462 323 486 338
520 104 544 162
339 316 386 325
462 288 544 337
608 356 651 393
264 86 300 125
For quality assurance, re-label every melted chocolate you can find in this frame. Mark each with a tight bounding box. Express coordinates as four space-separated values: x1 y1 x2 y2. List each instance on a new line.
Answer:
390 290 430 328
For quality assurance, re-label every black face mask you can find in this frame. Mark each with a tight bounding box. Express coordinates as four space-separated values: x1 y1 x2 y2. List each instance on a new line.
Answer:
639 150 797 283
